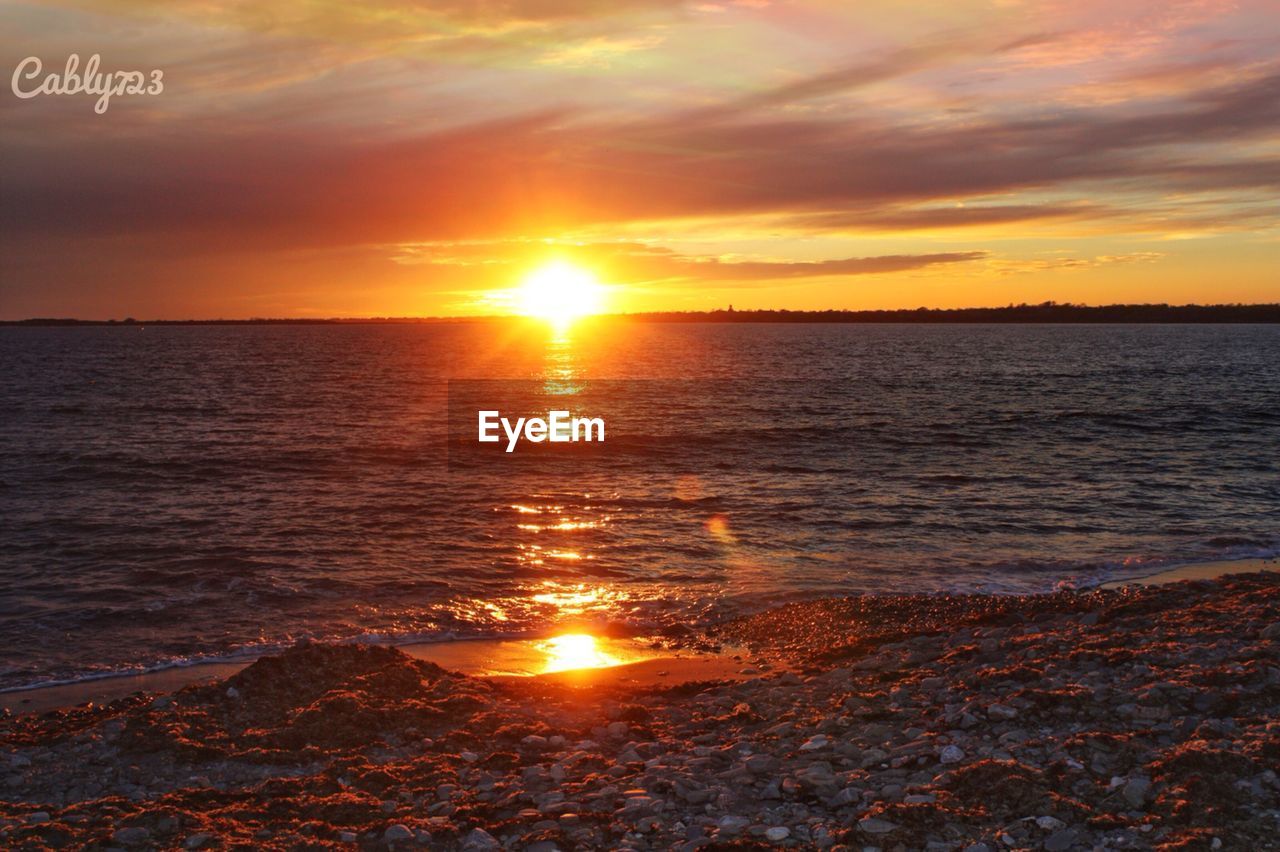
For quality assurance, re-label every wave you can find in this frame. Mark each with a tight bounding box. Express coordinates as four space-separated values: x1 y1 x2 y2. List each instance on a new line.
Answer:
5 544 1277 694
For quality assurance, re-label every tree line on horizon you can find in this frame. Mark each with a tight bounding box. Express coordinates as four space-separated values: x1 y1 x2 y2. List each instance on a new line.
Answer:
629 301 1280 323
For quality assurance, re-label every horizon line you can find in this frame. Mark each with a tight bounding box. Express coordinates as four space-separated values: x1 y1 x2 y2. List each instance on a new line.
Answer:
3 301 1280 325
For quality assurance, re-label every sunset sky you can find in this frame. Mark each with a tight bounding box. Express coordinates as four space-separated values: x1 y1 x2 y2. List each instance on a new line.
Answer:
1 0 1277 318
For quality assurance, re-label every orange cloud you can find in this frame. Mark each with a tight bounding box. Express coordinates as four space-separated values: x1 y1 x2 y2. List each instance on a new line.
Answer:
2 0 1278 317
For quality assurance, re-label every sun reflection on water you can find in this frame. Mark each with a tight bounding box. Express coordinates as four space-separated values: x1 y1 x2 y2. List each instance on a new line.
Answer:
537 633 620 673
517 518 607 533
542 326 585 396
515 543 592 566
444 582 630 636
507 497 608 570
529 582 628 611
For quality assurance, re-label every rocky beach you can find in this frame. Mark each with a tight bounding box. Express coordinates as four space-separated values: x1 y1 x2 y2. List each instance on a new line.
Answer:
2 572 1278 851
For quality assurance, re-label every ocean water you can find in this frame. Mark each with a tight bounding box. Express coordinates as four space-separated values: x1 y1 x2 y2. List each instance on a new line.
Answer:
2 322 1278 691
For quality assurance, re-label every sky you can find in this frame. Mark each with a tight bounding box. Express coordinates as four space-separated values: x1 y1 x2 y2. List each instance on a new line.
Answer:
1 0 1278 318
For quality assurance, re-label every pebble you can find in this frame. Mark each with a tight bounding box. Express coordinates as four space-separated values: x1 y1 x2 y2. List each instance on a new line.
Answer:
1044 828 1076 851
461 828 501 850
383 824 413 844
112 826 151 845
1122 777 1152 807
939 744 965 764
858 817 899 835
799 734 828 751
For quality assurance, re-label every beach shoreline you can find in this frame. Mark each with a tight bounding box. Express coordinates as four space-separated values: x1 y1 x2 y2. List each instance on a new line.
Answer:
2 570 1277 850
0 636 752 718
3 557 1273 718
1098 555 1279 589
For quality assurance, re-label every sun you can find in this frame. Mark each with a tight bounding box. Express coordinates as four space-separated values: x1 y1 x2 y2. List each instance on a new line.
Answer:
515 261 605 326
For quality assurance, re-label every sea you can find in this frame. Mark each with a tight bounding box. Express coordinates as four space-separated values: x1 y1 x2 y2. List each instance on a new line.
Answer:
2 321 1278 691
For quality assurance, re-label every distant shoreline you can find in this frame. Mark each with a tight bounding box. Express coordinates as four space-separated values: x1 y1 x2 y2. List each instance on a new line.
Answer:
4 302 1280 325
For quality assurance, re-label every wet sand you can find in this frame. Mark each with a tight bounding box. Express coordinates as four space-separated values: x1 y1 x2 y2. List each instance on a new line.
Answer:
0 637 744 717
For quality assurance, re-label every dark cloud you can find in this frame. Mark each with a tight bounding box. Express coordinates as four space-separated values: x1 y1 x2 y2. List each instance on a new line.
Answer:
6 66 1278 244
2 55 1277 301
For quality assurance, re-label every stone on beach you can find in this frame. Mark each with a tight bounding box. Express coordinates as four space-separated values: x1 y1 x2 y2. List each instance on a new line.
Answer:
382 824 413 844
1043 828 1077 851
987 702 1018 720
858 816 899 835
111 826 151 845
461 828 500 850
1122 776 1152 807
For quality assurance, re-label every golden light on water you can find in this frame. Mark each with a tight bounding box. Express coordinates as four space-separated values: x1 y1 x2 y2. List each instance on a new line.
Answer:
538 633 620 673
515 261 605 327
517 519 605 532
515 544 590 566
530 582 627 612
